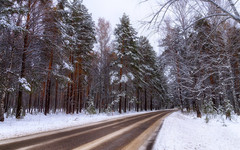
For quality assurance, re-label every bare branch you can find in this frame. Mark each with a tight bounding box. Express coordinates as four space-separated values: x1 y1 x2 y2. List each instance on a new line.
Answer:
227 0 240 17
203 0 240 23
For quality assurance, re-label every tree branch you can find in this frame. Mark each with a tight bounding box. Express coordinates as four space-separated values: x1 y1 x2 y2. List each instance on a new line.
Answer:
204 0 240 23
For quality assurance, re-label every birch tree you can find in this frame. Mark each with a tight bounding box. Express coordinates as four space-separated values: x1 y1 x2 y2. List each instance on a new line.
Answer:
96 18 112 113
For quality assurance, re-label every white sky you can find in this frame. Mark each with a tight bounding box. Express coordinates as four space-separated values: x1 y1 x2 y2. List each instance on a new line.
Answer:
82 0 162 55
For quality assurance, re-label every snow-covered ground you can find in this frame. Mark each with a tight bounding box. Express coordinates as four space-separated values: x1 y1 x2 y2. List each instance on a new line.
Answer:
0 111 151 140
153 111 240 150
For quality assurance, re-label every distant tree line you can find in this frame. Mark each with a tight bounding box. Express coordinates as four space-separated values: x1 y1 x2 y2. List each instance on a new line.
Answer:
0 0 168 122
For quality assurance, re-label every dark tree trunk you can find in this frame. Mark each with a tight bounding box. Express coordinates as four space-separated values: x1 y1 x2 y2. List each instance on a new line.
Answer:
70 79 73 114
73 63 78 113
66 83 70 114
4 93 9 113
28 92 32 113
54 81 58 113
79 84 83 113
119 83 122 114
44 78 51 115
16 37 27 118
77 80 81 114
16 0 35 119
196 100 201 118
78 58 83 113
16 15 29 119
197 106 202 118
136 87 139 112
41 82 46 113
150 94 153 111
44 48 54 115
0 92 5 122
124 84 127 113
140 90 143 111
144 88 147 111
119 42 124 114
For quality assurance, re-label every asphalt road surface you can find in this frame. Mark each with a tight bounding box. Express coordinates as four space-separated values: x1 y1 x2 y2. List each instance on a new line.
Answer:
0 110 174 150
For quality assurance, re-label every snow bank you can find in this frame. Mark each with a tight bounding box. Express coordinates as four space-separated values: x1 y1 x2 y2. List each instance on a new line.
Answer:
0 111 151 140
153 112 240 150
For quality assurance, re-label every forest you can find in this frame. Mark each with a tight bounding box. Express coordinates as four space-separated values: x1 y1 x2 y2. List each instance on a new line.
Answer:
154 0 240 119
0 0 168 122
1 0 240 122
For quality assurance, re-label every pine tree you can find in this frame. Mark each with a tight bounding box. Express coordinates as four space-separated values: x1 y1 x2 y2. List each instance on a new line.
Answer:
16 0 32 119
138 36 168 110
0 0 24 121
56 0 96 114
138 36 155 110
113 13 139 113
0 0 14 122
39 0 63 115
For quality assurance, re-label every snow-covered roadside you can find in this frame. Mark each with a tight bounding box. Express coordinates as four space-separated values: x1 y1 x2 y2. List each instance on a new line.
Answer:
153 111 240 150
0 111 152 140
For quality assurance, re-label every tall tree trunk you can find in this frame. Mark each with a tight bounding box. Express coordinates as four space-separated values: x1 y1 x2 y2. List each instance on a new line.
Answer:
44 49 53 115
41 82 46 113
119 83 122 114
44 79 51 115
99 71 102 113
73 63 78 113
33 94 38 113
60 89 64 112
16 0 31 119
86 76 92 103
69 79 73 113
118 41 124 114
124 84 127 113
77 58 83 113
150 94 153 111
140 89 143 111
77 79 81 114
70 78 73 114
196 100 202 118
144 88 147 111
66 54 73 114
28 92 32 113
66 83 70 114
209 72 219 109
231 52 240 113
136 87 139 112
175 49 183 112
179 87 183 111
54 80 58 113
4 93 9 113
0 92 5 122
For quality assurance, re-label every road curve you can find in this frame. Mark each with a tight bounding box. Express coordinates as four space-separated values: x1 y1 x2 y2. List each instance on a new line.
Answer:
0 110 174 150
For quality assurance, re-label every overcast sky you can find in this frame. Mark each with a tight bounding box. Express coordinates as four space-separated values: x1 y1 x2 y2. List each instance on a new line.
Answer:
82 0 162 55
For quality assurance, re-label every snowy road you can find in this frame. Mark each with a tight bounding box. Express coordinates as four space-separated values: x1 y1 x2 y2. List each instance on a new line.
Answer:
0 110 173 150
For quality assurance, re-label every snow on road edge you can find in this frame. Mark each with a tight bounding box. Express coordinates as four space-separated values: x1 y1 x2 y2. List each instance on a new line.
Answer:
153 111 240 150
